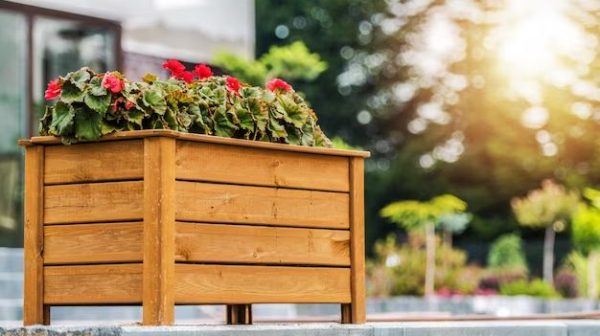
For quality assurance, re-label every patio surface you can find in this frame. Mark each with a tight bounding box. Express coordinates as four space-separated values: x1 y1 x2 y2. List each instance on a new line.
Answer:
1 320 600 336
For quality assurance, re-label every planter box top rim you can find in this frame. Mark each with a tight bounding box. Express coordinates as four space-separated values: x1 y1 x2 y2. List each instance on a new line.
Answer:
18 129 370 158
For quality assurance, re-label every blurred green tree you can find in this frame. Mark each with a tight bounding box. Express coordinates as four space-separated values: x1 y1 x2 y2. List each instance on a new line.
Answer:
512 180 579 284
380 194 466 296
487 233 527 272
572 188 600 298
213 41 327 86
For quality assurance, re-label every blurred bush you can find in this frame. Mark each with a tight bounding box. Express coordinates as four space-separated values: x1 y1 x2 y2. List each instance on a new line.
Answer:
554 269 579 298
499 279 560 298
487 234 528 272
367 233 481 297
213 41 327 86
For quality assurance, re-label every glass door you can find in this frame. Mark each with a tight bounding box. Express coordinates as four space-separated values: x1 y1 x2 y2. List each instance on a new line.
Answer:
0 9 27 246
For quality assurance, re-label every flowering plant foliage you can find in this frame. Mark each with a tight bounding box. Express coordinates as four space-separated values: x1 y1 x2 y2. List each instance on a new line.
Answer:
40 61 331 147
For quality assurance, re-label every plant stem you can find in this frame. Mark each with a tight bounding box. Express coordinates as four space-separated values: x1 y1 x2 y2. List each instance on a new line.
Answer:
589 251 598 299
425 222 436 297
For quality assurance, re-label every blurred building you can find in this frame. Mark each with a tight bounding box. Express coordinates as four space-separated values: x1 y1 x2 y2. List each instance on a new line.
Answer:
0 0 255 246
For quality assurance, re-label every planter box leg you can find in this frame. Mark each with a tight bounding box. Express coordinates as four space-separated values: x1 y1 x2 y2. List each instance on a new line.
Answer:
142 138 176 325
341 158 366 324
23 146 49 326
226 304 252 325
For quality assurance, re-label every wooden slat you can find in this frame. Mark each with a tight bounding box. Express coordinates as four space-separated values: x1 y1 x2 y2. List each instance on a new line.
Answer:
23 145 47 325
20 129 370 158
44 264 142 304
44 223 143 264
44 140 143 184
176 141 349 192
143 137 176 325
175 182 349 229
342 158 366 324
44 181 143 224
176 223 350 266
175 264 351 304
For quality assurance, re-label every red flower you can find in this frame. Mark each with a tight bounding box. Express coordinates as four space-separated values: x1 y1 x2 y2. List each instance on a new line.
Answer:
163 59 186 74
102 73 124 93
111 97 123 113
44 79 62 100
226 76 241 93
266 78 292 92
175 71 194 84
125 100 135 110
194 64 213 79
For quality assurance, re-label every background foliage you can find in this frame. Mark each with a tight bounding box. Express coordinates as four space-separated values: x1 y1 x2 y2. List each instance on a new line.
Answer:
255 0 600 275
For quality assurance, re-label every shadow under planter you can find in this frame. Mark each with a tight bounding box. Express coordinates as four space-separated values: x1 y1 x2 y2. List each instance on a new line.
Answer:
18 130 369 326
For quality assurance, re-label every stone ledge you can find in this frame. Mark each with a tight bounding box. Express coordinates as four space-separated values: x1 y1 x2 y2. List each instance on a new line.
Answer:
2 321 600 336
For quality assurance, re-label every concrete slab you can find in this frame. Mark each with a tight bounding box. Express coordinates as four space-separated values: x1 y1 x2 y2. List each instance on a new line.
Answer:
1 321 600 336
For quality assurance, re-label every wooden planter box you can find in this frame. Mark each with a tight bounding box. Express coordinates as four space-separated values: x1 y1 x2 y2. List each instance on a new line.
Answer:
19 130 369 326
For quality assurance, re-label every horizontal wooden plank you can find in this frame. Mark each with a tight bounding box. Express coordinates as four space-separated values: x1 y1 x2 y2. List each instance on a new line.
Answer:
44 140 144 184
44 264 142 304
44 181 143 224
176 141 349 192
44 223 143 264
20 129 370 158
176 223 350 266
175 264 351 304
175 182 350 229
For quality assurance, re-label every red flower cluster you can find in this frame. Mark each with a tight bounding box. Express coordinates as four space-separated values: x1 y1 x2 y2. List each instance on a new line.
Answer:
266 78 292 92
162 59 213 84
44 79 62 100
194 64 213 79
226 76 241 94
102 73 124 93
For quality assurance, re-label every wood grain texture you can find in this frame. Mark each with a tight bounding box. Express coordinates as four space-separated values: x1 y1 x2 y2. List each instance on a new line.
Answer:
23 146 47 325
176 141 349 192
44 140 143 184
44 223 143 264
175 182 350 229
176 223 350 266
175 264 351 304
44 264 142 304
44 181 143 224
20 129 370 158
343 158 366 324
143 137 176 325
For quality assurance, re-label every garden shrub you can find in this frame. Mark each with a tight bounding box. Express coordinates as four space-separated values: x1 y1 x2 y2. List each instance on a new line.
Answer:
562 251 600 299
499 279 560 298
40 61 331 146
554 268 579 298
367 233 481 296
487 233 528 272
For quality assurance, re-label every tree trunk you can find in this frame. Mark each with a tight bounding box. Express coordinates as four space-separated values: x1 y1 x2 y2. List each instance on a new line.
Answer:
443 230 452 249
543 226 555 285
424 222 436 297
589 251 598 299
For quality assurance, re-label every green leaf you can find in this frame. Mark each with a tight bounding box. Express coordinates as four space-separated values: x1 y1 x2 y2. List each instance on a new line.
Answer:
60 81 85 103
100 120 117 135
143 90 167 115
84 92 111 114
236 105 255 132
277 95 308 128
49 102 75 135
75 108 102 141
68 68 91 90
125 110 145 127
89 77 108 96
268 117 287 139
214 107 238 137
